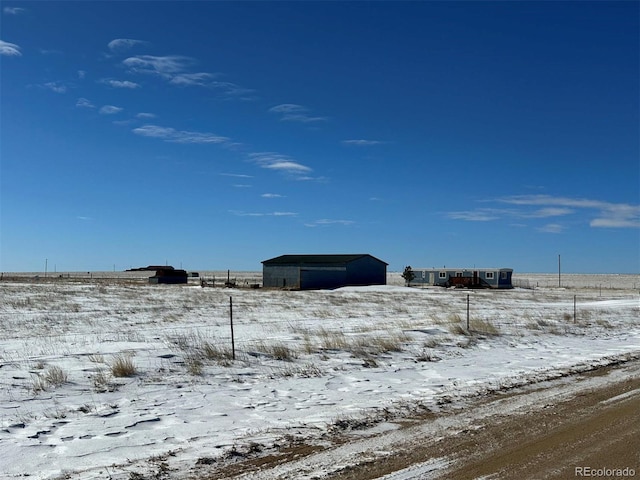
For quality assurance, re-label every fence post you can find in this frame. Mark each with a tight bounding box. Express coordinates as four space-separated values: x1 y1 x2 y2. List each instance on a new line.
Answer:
574 295 577 324
229 296 236 360
467 294 470 330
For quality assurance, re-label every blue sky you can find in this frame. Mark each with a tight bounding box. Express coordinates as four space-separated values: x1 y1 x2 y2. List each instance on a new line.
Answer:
1 1 638 273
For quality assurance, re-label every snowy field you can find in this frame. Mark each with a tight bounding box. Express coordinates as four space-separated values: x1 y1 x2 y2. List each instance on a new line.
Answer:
0 273 638 479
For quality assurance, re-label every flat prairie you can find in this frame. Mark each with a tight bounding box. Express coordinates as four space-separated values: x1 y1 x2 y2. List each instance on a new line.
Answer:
0 272 638 479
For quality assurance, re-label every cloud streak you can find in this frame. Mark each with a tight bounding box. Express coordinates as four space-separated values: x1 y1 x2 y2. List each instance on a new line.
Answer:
249 152 312 176
447 194 640 230
498 195 640 228
42 81 67 93
122 55 254 98
269 104 327 123
229 210 297 217
3 7 26 15
342 139 385 146
305 219 355 227
102 79 140 89
133 124 229 144
108 38 149 53
99 105 123 115
0 40 21 56
76 98 95 108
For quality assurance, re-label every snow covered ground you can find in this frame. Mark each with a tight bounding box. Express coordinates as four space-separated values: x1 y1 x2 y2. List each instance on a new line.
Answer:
0 273 638 479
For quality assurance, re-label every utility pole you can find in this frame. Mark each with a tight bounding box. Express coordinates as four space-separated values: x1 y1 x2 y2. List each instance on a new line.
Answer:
558 254 561 288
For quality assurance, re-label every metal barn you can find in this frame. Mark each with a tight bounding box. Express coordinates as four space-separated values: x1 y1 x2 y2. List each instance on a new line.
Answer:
262 254 388 290
410 268 513 289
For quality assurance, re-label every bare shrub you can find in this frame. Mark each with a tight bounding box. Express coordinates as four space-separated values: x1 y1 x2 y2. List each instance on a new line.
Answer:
200 341 234 363
44 365 68 386
271 343 297 361
416 349 439 362
317 328 348 350
423 337 442 348
88 353 105 363
184 354 204 376
111 354 137 377
252 341 297 361
469 318 500 335
91 368 111 391
361 356 378 368
448 324 468 336
31 374 48 394
272 363 323 379
166 332 193 351
370 335 404 353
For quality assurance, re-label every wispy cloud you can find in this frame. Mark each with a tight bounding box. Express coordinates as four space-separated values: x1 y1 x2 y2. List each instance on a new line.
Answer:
122 55 254 98
498 195 640 228
169 72 216 86
133 124 229 144
99 105 123 115
269 104 327 123
107 38 149 53
305 219 355 227
342 139 385 146
136 112 156 119
123 54 194 76
447 209 504 222
249 152 312 175
261 193 285 198
42 81 67 93
220 173 253 178
527 207 574 218
537 223 565 234
76 98 95 108
3 7 26 15
264 161 312 173
230 210 297 217
447 194 640 230
209 81 255 99
101 79 140 89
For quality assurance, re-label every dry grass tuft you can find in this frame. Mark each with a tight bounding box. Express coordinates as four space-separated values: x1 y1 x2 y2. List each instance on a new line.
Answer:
252 341 298 361
111 354 137 377
469 318 500 335
44 365 68 386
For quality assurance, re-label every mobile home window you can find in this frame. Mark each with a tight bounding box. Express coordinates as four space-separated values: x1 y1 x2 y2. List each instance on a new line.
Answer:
439 272 447 278
486 272 495 279
500 271 507 279
456 272 463 277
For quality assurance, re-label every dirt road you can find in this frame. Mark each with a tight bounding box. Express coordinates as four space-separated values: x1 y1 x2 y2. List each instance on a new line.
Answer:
203 358 640 480
358 363 640 480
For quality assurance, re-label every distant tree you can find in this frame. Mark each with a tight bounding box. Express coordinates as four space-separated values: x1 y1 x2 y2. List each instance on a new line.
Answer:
401 266 415 286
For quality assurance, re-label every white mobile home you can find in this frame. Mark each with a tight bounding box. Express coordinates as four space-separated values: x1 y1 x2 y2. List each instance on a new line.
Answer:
410 268 513 289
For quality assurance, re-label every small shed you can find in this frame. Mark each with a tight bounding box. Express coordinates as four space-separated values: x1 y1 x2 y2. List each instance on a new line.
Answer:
262 254 388 290
149 267 188 284
410 268 513 289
